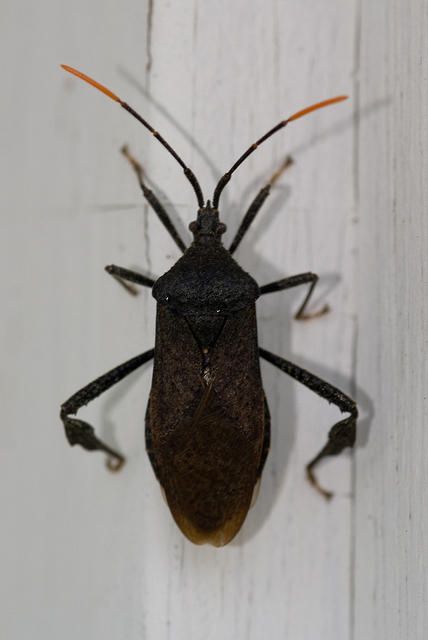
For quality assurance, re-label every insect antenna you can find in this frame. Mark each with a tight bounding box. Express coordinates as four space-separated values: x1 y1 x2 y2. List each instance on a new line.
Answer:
212 95 348 209
61 65 205 207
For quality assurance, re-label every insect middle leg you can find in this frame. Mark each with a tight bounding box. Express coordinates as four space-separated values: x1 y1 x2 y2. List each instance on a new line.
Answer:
259 272 329 320
259 348 357 499
121 145 187 253
60 349 154 470
105 264 156 296
228 156 293 255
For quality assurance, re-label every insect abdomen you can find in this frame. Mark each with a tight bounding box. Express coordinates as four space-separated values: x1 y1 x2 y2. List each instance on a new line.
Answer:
147 304 265 545
154 386 262 545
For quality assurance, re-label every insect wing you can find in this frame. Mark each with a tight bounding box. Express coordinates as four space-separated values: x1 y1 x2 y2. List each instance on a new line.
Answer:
147 305 265 545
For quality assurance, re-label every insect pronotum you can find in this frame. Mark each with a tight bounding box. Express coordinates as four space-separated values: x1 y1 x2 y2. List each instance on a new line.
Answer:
60 65 357 546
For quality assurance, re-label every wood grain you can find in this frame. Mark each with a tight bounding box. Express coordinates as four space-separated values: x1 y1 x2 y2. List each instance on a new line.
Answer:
354 2 428 639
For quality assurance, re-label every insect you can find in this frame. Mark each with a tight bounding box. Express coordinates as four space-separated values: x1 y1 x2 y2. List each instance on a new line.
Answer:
60 65 358 546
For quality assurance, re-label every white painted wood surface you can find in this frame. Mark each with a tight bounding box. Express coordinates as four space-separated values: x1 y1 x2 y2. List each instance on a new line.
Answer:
2 1 425 639
354 2 428 639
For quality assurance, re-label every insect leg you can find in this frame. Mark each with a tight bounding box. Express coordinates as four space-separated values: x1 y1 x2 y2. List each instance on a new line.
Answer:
259 348 357 499
105 264 156 296
259 272 329 320
60 349 154 470
122 145 187 253
229 156 293 255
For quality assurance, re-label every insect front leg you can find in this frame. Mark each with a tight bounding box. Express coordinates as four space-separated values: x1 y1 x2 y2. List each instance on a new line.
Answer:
105 264 156 296
121 145 187 253
259 348 357 499
259 272 329 320
229 156 293 255
60 349 154 470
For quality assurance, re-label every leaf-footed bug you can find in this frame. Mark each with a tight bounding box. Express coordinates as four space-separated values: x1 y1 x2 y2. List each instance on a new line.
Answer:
60 65 357 546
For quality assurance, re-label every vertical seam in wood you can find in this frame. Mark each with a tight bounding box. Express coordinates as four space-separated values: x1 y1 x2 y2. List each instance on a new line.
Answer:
146 0 154 73
350 1 362 639
143 0 155 277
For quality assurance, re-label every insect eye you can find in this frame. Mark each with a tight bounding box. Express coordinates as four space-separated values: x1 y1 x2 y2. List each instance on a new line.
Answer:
165 296 169 302
216 309 221 313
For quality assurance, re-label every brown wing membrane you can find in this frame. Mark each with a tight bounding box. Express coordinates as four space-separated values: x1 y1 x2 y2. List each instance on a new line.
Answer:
147 305 265 546
161 384 259 545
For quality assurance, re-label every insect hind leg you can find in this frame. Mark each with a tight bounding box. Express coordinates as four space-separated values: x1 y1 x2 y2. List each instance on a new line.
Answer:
60 349 154 470
259 347 357 499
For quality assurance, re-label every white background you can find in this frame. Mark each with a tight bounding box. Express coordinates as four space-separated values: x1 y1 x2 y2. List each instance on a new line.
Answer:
0 1 426 639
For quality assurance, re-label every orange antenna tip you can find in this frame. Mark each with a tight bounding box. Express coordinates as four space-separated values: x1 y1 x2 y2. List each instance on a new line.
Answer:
287 95 348 123
60 64 121 103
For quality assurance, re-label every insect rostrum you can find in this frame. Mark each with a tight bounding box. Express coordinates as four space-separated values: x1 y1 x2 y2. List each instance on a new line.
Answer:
60 66 358 546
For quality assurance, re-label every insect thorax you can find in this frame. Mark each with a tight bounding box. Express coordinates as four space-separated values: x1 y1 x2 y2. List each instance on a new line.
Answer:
152 231 259 317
